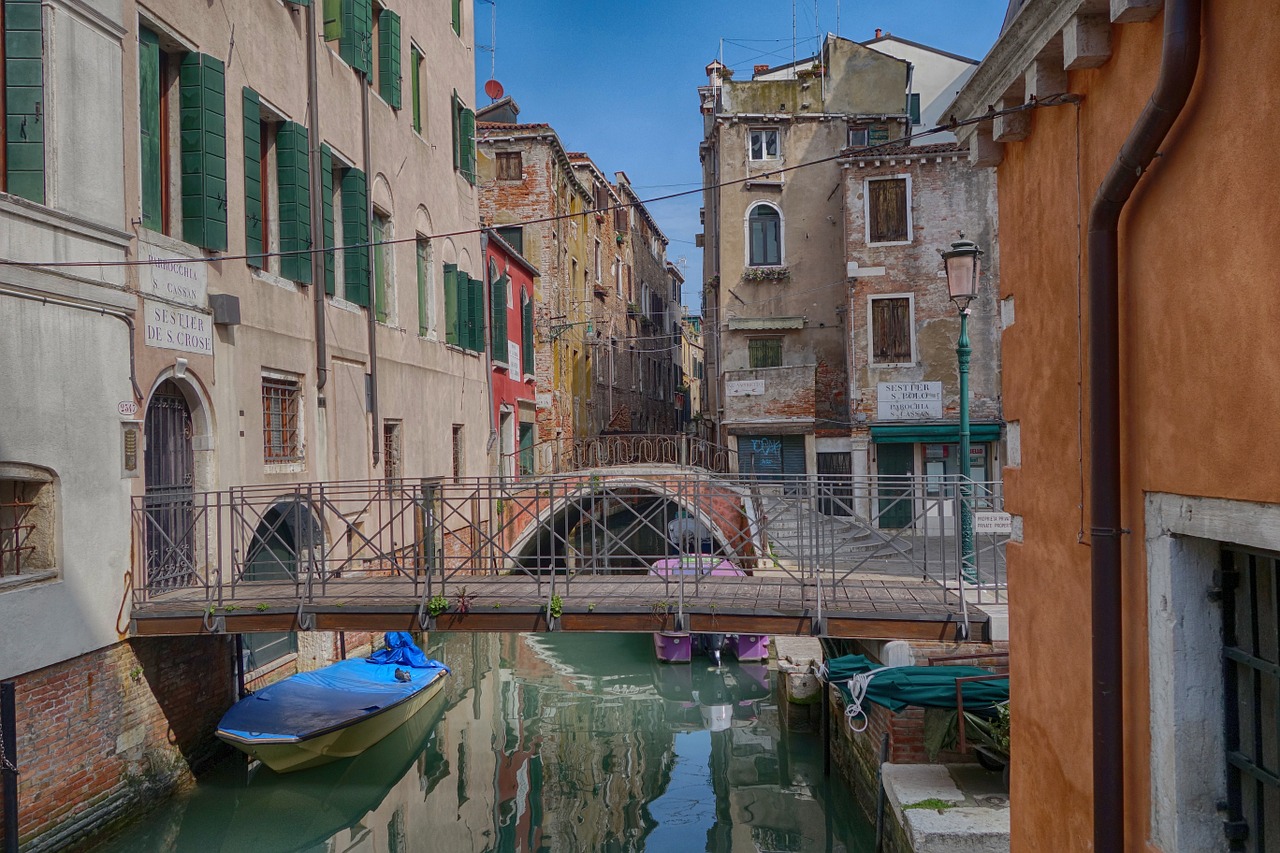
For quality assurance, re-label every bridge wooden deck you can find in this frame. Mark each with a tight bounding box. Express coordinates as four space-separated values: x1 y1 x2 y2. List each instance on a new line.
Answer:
129 573 987 642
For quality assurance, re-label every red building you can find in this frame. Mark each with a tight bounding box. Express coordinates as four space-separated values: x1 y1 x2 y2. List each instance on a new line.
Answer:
486 229 538 477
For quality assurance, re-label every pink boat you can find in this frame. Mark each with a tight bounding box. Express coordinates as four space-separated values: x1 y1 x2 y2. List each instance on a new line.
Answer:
650 557 768 664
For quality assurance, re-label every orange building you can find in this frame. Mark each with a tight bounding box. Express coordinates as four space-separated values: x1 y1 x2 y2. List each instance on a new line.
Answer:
949 1 1280 850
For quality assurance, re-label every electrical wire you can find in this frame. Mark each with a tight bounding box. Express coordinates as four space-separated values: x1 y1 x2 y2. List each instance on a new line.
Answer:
0 97 1074 273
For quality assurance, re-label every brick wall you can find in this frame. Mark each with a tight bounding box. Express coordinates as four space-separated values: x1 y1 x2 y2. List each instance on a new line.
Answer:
1 637 234 852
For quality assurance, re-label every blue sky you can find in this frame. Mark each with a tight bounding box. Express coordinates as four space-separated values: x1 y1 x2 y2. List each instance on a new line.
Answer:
473 1 1010 313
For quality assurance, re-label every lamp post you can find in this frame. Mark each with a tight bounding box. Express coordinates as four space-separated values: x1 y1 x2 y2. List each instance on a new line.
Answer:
941 235 983 584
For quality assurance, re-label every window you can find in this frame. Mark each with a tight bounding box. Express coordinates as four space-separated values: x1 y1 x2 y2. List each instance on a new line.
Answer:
383 420 401 480
866 176 910 245
451 91 475 184
747 203 782 267
339 165 371 306
138 27 167 228
748 337 782 368
848 126 868 148
450 0 461 36
495 225 522 255
409 44 424 134
372 210 392 323
749 128 779 161
521 289 534 377
497 152 522 181
242 94 312 282
908 92 921 125
2 0 43 202
262 375 303 463
870 295 914 365
324 0 373 77
443 263 484 352
375 6 401 109
594 239 601 282
490 260 508 364
614 257 621 296
0 464 55 581
416 235 432 336
451 424 464 478
518 422 534 477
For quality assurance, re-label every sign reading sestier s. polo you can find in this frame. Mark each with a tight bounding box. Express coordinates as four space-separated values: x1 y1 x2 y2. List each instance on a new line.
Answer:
877 382 943 420
139 239 213 355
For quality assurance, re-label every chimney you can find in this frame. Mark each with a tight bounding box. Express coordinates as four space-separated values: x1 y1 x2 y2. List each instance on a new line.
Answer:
753 64 770 77
875 28 883 38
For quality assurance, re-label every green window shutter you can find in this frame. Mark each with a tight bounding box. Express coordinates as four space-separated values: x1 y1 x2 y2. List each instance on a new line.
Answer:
491 273 508 363
443 263 458 345
451 0 461 35
410 47 422 133
522 293 534 375
377 9 401 109
5 0 44 203
179 53 227 251
450 91 460 170
285 0 310 6
276 121 312 284
908 93 921 125
468 275 484 352
323 0 341 40
372 215 387 322
139 29 163 229
339 0 373 77
416 239 428 335
320 144 335 295
341 167 370 306
242 87 263 267
460 108 476 184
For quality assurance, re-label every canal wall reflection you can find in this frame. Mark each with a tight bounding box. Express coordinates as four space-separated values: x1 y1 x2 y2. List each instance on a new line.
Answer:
93 632 872 852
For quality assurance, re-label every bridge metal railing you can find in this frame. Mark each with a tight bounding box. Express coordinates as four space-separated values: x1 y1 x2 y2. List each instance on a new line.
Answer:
507 434 739 476
131 471 1006 630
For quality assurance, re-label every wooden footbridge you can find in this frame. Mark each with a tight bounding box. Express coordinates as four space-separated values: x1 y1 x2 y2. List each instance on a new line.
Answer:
130 436 1008 642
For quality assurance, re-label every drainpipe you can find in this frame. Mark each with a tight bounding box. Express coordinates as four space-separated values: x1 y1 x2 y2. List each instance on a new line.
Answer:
1087 2 1201 850
482 230 499 476
305 2 327 402
0 286 142 401
361 80 381 467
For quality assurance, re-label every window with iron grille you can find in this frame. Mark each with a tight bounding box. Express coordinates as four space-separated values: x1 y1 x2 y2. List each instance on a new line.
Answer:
496 151 522 181
383 421 402 480
0 465 56 580
451 424 464 479
262 376 303 463
1222 545 1280 852
748 337 782 368
870 296 914 365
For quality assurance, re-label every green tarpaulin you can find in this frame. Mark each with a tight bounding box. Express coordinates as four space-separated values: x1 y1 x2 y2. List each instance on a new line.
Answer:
822 654 1009 714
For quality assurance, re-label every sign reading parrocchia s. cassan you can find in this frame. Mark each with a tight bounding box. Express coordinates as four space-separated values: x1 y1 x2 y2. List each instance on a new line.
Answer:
139 239 214 355
877 382 943 420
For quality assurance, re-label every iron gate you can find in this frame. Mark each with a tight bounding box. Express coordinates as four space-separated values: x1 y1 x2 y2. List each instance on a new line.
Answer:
143 380 196 589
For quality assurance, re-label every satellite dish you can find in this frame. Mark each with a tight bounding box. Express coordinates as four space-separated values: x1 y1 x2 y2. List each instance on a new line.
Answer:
484 79 505 100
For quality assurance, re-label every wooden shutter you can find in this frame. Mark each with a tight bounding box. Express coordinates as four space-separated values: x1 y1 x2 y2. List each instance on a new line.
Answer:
908 93 921 125
276 121 312 284
522 293 534 375
451 0 461 35
139 30 164 229
4 0 43 203
467 275 484 352
872 297 911 363
460 107 476 184
410 47 422 133
179 53 228 251
320 144 335 294
868 179 907 243
377 9 401 108
416 239 429 336
443 263 458 345
340 0 372 77
450 92 460 170
322 0 341 40
372 215 387 322
341 167 370 306
491 272 508 363
242 88 263 267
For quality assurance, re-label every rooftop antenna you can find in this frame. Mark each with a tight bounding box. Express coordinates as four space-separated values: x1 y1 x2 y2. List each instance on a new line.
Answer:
477 0 496 82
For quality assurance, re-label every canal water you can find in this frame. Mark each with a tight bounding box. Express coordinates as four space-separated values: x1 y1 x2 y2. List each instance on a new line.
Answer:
92 632 873 852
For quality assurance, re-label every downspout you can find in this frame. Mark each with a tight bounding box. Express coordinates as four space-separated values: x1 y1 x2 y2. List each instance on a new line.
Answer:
305 2 327 402
0 286 142 401
1087 2 1201 850
361 80 381 466
482 230 499 475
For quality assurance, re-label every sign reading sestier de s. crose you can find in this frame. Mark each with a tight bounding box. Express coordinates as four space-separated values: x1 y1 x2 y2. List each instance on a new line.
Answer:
877 382 943 420
144 300 214 355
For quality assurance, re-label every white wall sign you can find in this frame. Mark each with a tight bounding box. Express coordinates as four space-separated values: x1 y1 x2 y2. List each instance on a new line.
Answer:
144 300 214 355
536 393 552 410
726 379 765 397
509 341 521 377
138 240 207 308
877 382 943 420
118 401 138 416
975 511 1013 535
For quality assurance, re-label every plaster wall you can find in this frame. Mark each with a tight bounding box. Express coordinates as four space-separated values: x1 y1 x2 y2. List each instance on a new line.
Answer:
986 5 1280 849
864 38 976 143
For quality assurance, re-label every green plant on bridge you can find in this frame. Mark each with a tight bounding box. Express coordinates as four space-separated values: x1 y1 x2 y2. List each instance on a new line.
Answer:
549 594 564 619
427 595 449 617
256 602 270 612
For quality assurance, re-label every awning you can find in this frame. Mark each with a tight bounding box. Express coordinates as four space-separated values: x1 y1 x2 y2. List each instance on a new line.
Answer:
870 422 1002 444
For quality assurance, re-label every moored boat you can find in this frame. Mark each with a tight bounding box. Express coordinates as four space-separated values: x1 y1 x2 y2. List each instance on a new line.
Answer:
649 556 769 665
216 632 450 773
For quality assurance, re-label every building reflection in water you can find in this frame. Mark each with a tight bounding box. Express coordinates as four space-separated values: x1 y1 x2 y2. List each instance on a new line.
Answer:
94 632 871 852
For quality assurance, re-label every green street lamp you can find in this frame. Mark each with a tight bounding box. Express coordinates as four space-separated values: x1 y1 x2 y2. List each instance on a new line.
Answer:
941 235 983 584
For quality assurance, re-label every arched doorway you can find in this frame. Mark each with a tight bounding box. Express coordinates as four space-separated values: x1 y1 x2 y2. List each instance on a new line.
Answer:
241 499 319 670
143 379 195 589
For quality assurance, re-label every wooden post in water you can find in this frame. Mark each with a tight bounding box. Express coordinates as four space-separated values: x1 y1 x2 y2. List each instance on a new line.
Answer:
2 681 18 853
874 731 891 853
822 680 830 776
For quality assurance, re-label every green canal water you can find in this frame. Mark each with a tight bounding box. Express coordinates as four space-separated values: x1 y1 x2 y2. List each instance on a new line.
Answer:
92 632 874 852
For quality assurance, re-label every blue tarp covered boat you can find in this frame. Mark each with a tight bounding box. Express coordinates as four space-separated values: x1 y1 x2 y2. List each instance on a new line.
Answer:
217 632 450 773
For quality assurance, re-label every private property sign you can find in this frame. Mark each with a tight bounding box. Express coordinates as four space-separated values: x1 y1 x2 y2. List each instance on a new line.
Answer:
975 511 1013 535
877 382 943 420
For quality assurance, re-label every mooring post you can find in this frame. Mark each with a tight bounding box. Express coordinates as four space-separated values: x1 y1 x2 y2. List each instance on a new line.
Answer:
822 679 831 777
2 680 18 853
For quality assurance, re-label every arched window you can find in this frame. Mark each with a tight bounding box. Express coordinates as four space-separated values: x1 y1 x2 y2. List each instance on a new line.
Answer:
747 204 782 267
